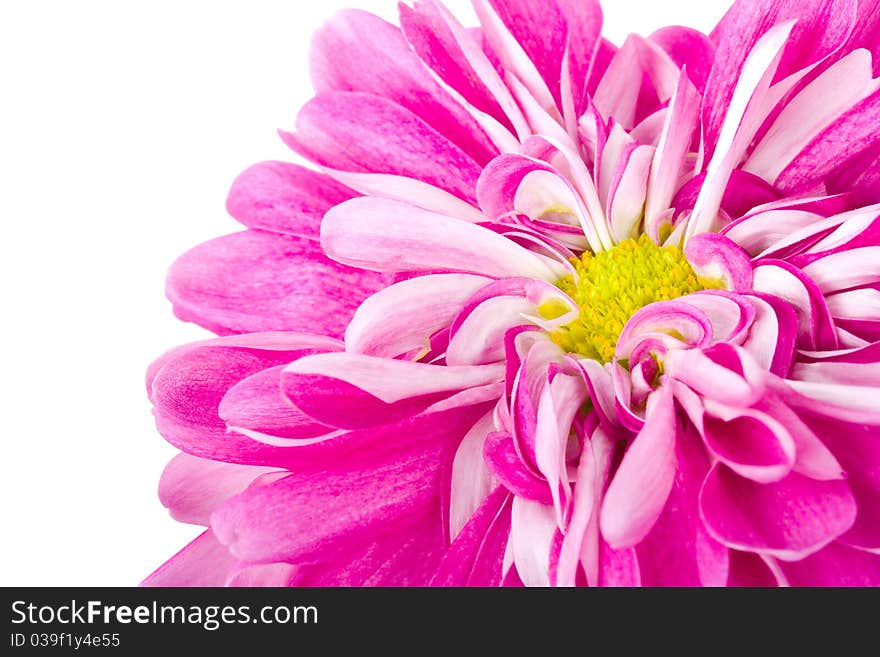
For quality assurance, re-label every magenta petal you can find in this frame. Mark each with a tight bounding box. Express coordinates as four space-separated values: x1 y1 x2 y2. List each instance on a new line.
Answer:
484 431 553 504
141 530 235 587
600 386 677 548
484 0 567 109
219 365 331 439
282 92 482 204
148 333 341 465
703 0 857 161
225 562 296 587
310 9 496 165
399 0 510 129
779 541 880 586
430 487 512 586
282 353 503 429
210 422 459 563
635 422 728 586
166 230 389 338
650 26 714 93
225 161 355 240
809 417 880 550
290 520 446 586
158 453 280 526
702 406 796 483
700 465 857 559
684 232 753 292
776 88 880 193
726 550 781 587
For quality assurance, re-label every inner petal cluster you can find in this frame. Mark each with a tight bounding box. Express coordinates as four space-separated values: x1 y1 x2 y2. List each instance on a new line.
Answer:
544 234 722 362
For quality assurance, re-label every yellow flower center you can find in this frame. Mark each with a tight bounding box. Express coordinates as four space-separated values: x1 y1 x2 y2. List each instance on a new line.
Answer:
541 234 722 362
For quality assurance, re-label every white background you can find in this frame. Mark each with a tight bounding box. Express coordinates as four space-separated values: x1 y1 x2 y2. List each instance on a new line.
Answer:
0 0 728 585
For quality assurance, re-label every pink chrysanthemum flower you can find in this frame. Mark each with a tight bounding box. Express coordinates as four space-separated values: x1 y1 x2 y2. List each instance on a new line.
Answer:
145 0 880 587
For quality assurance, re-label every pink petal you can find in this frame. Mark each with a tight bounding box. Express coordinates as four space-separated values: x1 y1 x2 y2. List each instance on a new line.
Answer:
473 0 559 117
218 365 331 440
449 411 498 539
701 402 796 483
645 72 700 229
650 26 714 93
779 541 880 586
225 161 355 240
430 487 512 586
727 550 782 586
700 465 857 560
483 431 552 505
600 385 677 548
148 333 341 465
684 233 753 292
167 230 389 338
703 0 857 162
321 197 562 280
631 421 729 586
225 562 296 587
141 530 236 587
776 87 880 193
689 20 795 238
282 91 482 203
510 496 558 587
282 352 503 429
310 9 497 165
158 453 280 526
345 273 491 359
746 49 879 183
809 416 880 550
210 416 467 563
399 0 511 129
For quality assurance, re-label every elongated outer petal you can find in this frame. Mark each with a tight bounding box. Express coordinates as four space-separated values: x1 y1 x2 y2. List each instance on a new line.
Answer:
322 197 562 280
645 72 700 227
399 0 510 128
634 422 728 586
158 453 280 526
431 487 512 586
483 0 567 109
142 530 236 587
752 260 837 350
148 332 342 465
745 49 880 183
167 230 389 338
225 161 355 240
700 465 857 560
310 9 497 165
600 385 677 548
703 0 858 161
211 406 482 564
801 246 880 293
219 365 331 440
345 273 491 359
608 144 653 242
282 352 503 429
688 21 795 238
510 496 558 587
651 26 714 93
776 87 880 193
483 431 553 505
282 92 482 204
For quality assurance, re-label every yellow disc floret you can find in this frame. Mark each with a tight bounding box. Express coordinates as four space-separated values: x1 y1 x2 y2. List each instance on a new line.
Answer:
545 234 722 362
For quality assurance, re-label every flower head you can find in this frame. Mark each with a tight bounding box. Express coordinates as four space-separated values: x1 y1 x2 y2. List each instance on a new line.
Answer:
146 0 880 587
